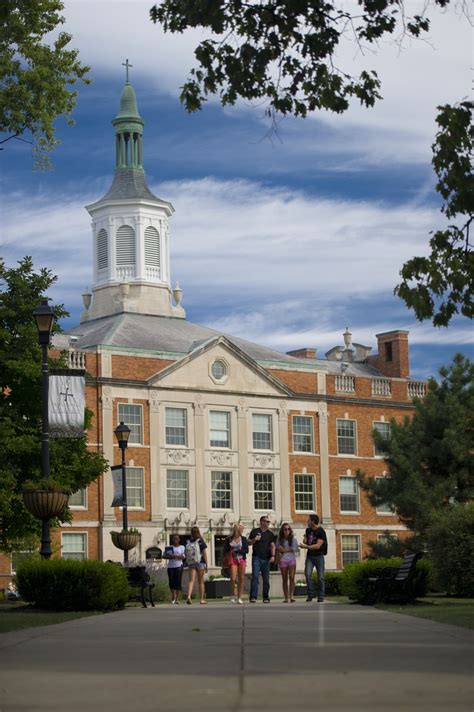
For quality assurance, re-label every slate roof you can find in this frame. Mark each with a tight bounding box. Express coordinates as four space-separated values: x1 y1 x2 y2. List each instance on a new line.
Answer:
67 312 382 376
96 169 162 202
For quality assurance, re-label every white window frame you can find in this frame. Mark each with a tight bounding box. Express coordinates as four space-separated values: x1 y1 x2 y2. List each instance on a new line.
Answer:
337 419 357 455
10 550 36 574
209 410 231 449
125 466 145 509
118 403 143 445
69 488 87 509
165 407 188 447
61 532 87 560
292 415 314 453
377 533 398 543
373 421 391 458
252 413 273 451
341 534 361 566
375 476 395 515
166 469 189 509
294 473 315 512
339 476 360 514
211 471 233 510
253 472 274 511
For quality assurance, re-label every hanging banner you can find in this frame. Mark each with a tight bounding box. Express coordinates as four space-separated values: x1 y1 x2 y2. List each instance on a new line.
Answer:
49 370 85 438
111 465 124 507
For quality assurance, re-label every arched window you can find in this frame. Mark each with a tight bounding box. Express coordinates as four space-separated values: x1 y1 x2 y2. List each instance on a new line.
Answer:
97 228 108 271
144 226 160 269
116 225 136 265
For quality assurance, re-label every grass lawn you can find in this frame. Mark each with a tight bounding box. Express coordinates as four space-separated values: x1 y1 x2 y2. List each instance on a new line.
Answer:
0 601 102 634
375 596 474 629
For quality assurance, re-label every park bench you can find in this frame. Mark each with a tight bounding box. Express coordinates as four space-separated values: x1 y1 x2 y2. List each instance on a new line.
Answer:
367 552 422 604
126 565 155 608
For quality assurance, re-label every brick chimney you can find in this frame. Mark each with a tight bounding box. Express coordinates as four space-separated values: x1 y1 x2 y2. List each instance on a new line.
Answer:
370 331 410 378
286 348 317 359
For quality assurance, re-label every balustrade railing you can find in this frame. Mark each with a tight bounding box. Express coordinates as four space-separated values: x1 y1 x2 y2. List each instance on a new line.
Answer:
335 375 355 393
408 381 427 399
372 378 392 397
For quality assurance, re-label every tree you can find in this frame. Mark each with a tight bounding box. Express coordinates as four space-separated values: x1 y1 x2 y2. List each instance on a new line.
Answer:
0 0 90 168
150 0 450 117
359 354 474 545
0 257 108 553
396 101 474 326
151 1 472 327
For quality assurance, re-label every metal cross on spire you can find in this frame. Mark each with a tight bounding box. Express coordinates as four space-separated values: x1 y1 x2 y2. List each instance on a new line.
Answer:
122 59 133 83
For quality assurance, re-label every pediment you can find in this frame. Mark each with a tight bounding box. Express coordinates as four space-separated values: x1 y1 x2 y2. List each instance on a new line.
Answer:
147 336 290 395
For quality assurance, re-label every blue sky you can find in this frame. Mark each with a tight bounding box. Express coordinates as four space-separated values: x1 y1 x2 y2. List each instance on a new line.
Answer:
1 0 472 379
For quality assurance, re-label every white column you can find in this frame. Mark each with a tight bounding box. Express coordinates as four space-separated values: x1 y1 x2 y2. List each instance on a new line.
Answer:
237 404 251 523
278 405 292 523
318 404 332 524
193 400 207 522
108 216 117 282
101 387 116 522
149 394 161 523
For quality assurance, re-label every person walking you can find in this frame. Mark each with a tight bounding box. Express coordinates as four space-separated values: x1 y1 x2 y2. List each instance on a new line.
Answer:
185 526 208 605
276 522 298 603
248 515 276 603
165 533 185 604
223 523 248 604
299 514 327 602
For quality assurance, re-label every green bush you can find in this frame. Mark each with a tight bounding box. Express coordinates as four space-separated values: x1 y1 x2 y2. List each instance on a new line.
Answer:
340 558 430 604
16 559 129 611
427 504 474 597
314 570 343 595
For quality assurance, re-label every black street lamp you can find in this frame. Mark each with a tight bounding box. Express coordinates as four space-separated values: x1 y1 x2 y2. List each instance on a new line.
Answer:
114 421 131 564
33 299 55 559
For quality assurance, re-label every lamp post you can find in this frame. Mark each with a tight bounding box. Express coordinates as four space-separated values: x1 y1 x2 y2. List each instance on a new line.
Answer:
114 421 131 564
33 299 55 559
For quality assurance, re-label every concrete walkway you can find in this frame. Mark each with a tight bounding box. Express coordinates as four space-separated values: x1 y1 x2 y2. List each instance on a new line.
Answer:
0 600 472 712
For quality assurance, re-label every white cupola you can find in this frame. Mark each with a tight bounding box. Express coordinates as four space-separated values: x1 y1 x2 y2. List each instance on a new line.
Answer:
81 64 185 322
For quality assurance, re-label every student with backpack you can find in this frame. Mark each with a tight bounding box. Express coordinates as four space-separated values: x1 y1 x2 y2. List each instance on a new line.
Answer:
185 526 208 605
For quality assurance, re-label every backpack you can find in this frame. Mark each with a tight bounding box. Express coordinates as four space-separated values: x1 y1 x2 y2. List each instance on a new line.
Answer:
185 539 201 566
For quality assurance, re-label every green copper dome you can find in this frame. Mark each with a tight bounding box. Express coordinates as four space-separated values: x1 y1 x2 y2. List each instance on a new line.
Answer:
114 83 142 121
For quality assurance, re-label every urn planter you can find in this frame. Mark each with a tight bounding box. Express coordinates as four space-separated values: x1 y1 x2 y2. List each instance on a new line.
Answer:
22 488 69 520
111 531 140 551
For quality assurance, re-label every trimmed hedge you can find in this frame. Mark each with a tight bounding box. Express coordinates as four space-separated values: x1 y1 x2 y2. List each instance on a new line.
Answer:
340 557 431 605
16 559 129 611
313 570 343 595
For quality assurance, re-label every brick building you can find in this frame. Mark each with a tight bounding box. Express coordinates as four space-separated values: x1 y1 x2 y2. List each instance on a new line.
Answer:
0 78 427 585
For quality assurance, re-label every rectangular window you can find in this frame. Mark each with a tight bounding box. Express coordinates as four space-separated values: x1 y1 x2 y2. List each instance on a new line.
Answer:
165 407 187 446
209 411 231 448
254 473 274 510
385 342 393 362
62 533 87 560
126 467 145 508
339 476 359 513
211 471 232 509
166 469 189 508
337 419 357 455
118 403 143 444
375 476 394 514
69 488 86 508
292 416 314 453
373 421 391 457
252 414 272 450
294 474 315 511
341 535 361 566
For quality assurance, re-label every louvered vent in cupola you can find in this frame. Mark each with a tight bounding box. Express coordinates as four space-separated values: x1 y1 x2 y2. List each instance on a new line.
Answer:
97 229 108 271
116 225 136 265
145 226 160 268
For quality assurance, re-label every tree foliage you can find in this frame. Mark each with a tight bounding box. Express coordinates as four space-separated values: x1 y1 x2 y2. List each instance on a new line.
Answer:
396 101 474 326
0 0 90 168
0 257 108 553
359 354 474 543
150 0 450 117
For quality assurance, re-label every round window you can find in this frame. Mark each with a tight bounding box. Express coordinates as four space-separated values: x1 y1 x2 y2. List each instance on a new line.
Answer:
211 360 227 380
